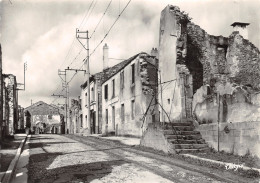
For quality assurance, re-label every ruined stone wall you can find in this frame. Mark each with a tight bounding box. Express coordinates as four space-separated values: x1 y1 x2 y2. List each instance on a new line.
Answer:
197 121 260 158
226 32 260 89
186 22 229 93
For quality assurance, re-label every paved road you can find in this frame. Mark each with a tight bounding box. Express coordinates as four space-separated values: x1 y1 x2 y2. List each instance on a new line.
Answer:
27 134 251 183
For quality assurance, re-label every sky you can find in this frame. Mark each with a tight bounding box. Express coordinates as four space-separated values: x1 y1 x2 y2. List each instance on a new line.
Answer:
0 0 259 108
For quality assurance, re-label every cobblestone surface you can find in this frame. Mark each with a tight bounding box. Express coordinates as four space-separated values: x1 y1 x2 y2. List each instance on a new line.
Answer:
28 134 252 183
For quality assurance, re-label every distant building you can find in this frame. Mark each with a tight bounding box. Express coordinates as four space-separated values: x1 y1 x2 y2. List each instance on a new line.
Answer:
24 101 64 134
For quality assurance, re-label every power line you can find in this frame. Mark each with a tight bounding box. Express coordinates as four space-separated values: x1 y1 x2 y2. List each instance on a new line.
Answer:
59 0 96 70
90 0 132 57
79 0 96 29
64 0 132 85
80 0 98 29
90 0 113 39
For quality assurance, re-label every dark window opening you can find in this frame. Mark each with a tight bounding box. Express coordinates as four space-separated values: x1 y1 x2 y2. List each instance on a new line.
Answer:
120 71 124 89
131 100 135 120
106 109 108 124
104 84 108 100
121 104 125 122
131 64 135 84
112 79 115 98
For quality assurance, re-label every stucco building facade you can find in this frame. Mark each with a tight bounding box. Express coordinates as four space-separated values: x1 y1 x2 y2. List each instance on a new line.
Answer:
102 52 159 137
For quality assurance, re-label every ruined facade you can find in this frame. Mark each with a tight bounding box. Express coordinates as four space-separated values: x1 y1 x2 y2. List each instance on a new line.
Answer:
2 74 18 135
159 5 260 123
18 105 24 130
158 5 260 157
102 52 158 137
0 44 2 140
69 98 82 134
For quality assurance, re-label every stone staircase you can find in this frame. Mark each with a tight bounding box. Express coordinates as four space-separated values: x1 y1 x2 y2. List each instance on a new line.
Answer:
163 121 209 153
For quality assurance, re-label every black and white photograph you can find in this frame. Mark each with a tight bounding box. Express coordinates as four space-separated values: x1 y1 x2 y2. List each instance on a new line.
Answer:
0 0 260 182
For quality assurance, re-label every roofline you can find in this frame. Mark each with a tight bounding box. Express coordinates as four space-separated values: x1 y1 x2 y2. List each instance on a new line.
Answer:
24 101 60 110
231 22 250 27
101 52 148 85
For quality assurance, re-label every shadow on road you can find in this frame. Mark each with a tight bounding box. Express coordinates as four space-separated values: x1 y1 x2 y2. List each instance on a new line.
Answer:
28 151 125 183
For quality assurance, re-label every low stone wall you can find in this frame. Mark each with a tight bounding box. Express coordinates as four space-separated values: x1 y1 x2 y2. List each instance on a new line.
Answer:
140 123 175 154
197 121 260 158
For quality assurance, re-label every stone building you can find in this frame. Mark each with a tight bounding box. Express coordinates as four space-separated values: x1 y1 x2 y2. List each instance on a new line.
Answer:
69 98 82 134
0 44 2 141
144 5 260 157
24 101 63 134
2 74 19 135
80 72 104 134
79 44 159 136
102 52 159 137
18 105 25 131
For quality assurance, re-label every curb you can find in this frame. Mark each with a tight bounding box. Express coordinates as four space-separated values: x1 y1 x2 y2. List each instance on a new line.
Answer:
1 135 28 183
182 154 260 174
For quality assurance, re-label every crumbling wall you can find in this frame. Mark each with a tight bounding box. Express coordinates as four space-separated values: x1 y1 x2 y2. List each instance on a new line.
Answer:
186 23 229 93
226 32 260 89
186 20 260 123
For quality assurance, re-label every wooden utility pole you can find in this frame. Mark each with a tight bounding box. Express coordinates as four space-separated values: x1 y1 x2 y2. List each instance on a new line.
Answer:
76 29 91 134
58 69 67 133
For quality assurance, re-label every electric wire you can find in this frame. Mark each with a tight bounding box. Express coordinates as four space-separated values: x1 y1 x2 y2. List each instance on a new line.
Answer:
90 0 113 39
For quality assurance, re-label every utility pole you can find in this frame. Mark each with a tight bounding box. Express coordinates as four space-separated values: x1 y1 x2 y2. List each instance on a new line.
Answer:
51 93 66 134
76 29 91 134
58 69 68 133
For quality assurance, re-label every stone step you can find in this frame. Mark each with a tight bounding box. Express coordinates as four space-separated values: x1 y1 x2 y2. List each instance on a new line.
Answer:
163 130 200 135
168 126 194 131
163 122 192 128
173 143 208 149
168 139 206 144
165 134 202 140
175 147 210 153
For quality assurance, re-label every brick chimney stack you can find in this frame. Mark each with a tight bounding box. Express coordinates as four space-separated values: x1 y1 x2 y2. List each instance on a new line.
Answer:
151 47 159 59
103 43 109 70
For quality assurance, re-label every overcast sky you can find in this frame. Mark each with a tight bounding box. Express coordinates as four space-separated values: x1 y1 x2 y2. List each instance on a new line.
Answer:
1 0 259 108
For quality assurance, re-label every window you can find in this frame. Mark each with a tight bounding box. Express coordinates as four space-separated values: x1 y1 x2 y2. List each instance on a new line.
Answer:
112 79 115 98
120 71 124 89
85 93 87 105
131 100 135 120
152 114 156 123
91 87 95 101
121 104 125 122
131 64 135 84
104 84 108 100
80 114 83 127
106 109 108 124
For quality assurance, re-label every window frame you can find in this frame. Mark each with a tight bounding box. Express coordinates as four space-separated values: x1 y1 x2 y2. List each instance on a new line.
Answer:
131 99 135 120
121 103 125 122
131 64 135 84
104 84 108 100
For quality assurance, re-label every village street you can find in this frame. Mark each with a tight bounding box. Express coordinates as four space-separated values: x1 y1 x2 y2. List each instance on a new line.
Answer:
18 134 250 183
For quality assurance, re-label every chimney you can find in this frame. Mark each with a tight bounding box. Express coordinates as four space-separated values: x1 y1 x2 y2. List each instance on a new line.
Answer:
231 22 250 39
150 47 159 59
103 43 109 70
